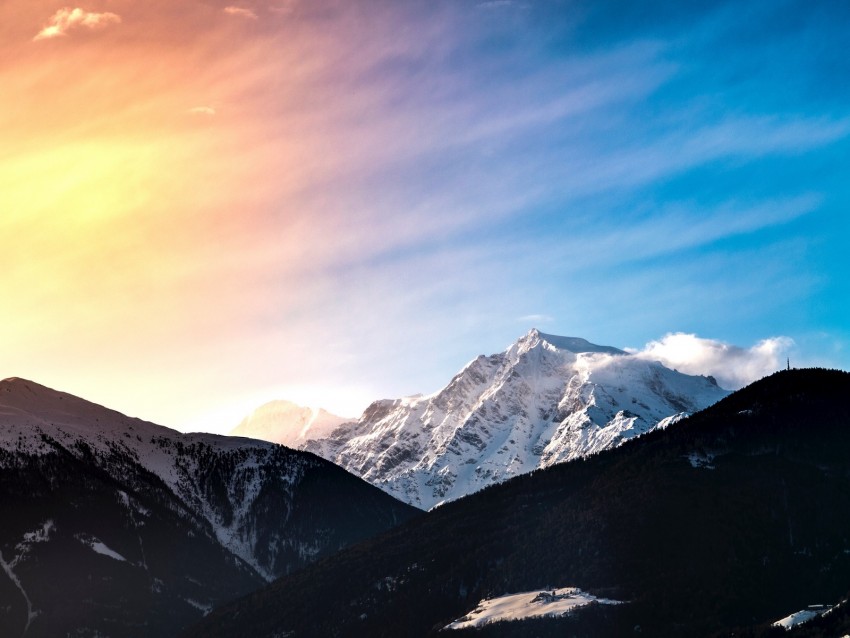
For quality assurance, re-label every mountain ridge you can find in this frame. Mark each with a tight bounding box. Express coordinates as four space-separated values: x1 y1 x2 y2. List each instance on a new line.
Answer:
0 378 419 637
516 329 627 355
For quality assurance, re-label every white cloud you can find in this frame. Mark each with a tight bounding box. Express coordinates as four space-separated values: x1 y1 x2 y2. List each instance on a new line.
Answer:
632 333 794 390
224 6 258 19
34 7 121 41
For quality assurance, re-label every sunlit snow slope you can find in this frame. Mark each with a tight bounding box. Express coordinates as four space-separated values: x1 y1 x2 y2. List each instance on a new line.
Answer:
230 400 349 448
305 329 729 509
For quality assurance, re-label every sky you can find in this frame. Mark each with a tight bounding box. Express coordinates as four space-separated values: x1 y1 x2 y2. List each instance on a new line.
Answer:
2 0 848 434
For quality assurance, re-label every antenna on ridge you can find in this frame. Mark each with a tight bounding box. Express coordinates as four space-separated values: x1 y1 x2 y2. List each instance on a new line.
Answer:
787 357 790 371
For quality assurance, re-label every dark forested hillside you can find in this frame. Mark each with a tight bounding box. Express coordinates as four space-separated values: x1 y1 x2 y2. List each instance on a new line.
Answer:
187 369 850 638
0 378 420 637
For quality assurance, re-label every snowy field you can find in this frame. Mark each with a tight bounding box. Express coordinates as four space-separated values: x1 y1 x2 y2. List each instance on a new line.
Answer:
444 587 621 630
773 604 835 630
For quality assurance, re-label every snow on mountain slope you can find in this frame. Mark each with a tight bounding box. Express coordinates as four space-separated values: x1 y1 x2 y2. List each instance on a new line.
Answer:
230 400 349 448
0 377 418 636
304 329 729 509
0 377 280 579
0 378 412 580
444 587 622 630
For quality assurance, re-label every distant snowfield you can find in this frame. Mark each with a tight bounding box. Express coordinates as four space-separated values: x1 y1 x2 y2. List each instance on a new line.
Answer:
444 587 622 630
772 605 833 630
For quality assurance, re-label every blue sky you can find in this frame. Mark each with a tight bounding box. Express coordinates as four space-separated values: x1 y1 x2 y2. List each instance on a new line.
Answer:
315 0 849 392
3 0 848 431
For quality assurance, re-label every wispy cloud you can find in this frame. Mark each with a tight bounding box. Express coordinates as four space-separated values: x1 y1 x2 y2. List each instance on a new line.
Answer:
549 195 822 270
34 7 121 41
224 6 258 19
631 333 794 390
477 1 529 9
4 0 848 433
187 106 216 116
268 1 297 15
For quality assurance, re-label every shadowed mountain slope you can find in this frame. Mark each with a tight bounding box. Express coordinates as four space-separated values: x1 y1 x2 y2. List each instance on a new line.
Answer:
0 378 419 637
188 369 850 638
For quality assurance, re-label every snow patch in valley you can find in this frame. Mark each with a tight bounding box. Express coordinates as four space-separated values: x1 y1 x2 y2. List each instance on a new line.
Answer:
0 550 39 634
686 452 716 469
75 534 128 562
772 604 832 630
184 598 213 616
444 587 622 630
16 520 55 558
0 521 54 635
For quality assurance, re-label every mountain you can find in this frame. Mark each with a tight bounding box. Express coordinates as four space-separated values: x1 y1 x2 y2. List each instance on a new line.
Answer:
230 400 350 448
187 369 850 638
304 328 729 509
0 378 419 638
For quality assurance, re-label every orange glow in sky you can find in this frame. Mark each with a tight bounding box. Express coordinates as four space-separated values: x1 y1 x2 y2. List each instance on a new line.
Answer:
1 0 399 428
3 0 848 433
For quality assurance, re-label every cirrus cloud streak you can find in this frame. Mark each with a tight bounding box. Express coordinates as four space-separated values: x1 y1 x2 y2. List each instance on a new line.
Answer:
224 6 258 19
34 7 121 41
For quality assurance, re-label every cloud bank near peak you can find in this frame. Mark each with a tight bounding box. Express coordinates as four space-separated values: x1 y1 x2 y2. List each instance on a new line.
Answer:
630 333 794 390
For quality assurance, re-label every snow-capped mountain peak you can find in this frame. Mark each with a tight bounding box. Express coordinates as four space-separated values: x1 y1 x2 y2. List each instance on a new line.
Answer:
512 328 627 357
230 400 350 448
304 331 729 509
